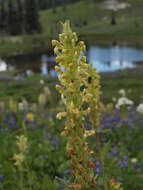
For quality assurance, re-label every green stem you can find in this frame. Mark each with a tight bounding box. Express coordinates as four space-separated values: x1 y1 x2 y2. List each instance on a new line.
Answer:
96 132 108 190
19 166 24 190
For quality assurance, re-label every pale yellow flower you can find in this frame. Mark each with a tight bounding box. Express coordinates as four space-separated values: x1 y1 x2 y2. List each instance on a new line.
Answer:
13 153 25 167
26 113 34 121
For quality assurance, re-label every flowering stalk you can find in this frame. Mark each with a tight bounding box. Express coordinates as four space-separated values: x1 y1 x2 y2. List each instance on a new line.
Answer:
13 135 27 190
84 63 108 190
52 21 96 190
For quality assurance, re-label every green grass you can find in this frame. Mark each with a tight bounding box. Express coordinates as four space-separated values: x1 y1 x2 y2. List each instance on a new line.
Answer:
0 68 142 106
37 0 143 46
100 69 143 105
1 0 143 57
0 74 59 106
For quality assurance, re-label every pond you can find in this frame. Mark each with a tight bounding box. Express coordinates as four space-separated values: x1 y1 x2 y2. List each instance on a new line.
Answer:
1 45 143 78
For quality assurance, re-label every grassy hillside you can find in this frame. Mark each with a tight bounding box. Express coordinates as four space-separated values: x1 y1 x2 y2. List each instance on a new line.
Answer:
40 0 143 44
1 0 143 57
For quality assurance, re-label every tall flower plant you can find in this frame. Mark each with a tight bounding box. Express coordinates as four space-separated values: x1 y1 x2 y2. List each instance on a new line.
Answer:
52 21 98 190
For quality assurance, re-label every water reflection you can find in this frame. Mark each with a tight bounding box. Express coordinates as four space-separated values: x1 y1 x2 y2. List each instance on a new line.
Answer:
1 45 143 77
88 46 143 72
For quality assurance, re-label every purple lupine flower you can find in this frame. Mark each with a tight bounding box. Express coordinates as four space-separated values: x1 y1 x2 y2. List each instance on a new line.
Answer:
123 161 128 168
94 168 101 175
118 160 124 168
95 161 100 167
112 149 117 157
106 153 111 159
51 136 59 146
118 160 128 168
118 177 123 182
124 155 128 161
61 169 71 175
44 133 51 140
137 162 141 168
0 174 3 181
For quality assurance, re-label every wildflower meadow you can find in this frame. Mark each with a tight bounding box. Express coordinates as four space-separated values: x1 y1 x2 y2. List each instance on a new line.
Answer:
0 21 143 190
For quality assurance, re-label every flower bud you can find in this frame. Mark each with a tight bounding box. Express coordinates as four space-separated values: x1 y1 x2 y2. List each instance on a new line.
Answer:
38 93 46 107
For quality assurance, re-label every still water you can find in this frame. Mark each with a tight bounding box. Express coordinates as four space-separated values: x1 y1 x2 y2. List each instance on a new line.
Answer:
1 45 143 77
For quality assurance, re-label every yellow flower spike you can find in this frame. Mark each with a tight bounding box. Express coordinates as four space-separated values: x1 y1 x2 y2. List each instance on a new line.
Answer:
72 32 78 42
54 47 61 56
13 135 27 168
84 130 95 138
9 98 17 112
61 94 67 105
69 83 76 92
26 113 34 122
51 40 62 49
80 56 86 63
52 21 97 189
17 135 27 153
82 107 91 115
56 85 65 94
71 39 75 46
13 153 25 167
56 112 67 119
77 41 86 51
61 130 68 137
68 63 74 71
31 103 37 112
22 98 28 110
38 93 46 108
44 86 51 97
56 56 63 63
54 66 62 73
62 20 72 33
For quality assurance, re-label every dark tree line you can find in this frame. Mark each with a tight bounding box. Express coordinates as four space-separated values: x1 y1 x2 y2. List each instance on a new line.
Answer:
0 0 41 35
0 0 80 35
38 0 78 10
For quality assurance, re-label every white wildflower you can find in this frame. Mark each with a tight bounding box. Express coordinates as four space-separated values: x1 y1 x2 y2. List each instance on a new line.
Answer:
18 102 24 111
118 89 126 97
44 86 51 96
26 70 33 76
115 97 133 109
112 97 116 102
31 103 37 112
40 80 44 85
38 93 46 107
22 99 28 110
136 103 143 114
131 158 138 164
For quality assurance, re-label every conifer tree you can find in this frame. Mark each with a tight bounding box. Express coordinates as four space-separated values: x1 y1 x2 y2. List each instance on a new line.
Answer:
7 0 18 35
16 0 24 34
0 1 7 33
24 0 41 34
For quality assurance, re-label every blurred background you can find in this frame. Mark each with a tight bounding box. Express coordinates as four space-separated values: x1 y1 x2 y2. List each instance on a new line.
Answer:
1 1 143 190
0 0 143 103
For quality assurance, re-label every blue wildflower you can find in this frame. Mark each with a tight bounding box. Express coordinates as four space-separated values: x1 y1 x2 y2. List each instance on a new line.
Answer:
94 168 101 175
124 155 128 161
112 149 117 157
95 161 100 167
51 136 59 146
118 159 128 168
137 162 141 168
61 169 71 175
44 133 51 140
0 174 3 181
